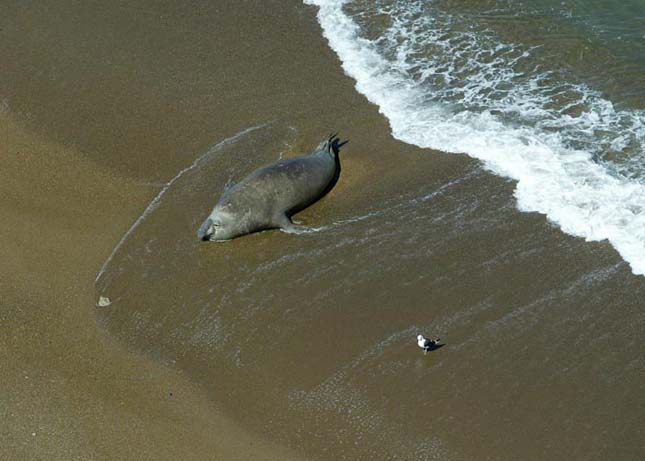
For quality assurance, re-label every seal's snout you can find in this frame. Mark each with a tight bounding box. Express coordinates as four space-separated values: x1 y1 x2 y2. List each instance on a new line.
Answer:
198 218 214 241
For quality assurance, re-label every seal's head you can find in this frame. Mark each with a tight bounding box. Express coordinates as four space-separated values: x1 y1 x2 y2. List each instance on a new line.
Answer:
197 208 241 242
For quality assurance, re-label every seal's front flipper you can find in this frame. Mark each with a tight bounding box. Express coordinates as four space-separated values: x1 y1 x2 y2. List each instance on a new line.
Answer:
275 214 310 234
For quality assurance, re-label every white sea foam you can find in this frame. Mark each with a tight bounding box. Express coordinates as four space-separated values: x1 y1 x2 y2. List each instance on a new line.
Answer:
304 0 645 275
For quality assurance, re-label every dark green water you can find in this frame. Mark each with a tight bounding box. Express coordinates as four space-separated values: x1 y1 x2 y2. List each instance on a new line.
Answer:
310 0 645 274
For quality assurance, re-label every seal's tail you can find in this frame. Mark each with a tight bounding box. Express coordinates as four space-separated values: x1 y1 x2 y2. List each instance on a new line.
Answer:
327 132 349 155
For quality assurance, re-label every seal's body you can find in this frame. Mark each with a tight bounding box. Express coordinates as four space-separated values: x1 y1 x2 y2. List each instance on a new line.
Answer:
198 134 346 241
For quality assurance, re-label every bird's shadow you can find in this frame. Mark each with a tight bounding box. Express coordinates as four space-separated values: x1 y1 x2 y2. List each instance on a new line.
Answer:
425 343 445 353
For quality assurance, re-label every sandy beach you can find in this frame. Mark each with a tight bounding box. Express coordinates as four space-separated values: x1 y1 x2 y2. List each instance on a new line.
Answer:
3 0 645 459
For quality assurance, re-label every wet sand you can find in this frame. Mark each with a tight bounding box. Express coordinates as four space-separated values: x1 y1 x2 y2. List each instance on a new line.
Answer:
3 0 645 459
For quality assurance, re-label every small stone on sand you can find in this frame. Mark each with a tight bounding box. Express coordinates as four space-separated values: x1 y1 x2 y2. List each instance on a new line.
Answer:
97 296 111 307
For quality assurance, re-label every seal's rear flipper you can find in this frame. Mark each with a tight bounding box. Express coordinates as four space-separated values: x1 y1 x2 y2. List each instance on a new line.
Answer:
328 133 348 155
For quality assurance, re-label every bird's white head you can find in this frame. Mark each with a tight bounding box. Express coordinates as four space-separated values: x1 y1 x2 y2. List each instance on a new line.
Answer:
417 334 424 341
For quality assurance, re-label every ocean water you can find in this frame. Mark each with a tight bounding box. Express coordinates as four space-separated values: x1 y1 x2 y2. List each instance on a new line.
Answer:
305 0 645 275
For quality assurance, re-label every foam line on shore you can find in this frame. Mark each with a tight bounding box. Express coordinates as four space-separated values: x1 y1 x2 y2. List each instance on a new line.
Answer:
305 0 645 276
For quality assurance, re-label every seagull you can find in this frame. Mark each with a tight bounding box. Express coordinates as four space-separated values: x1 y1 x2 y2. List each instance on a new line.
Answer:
417 334 440 355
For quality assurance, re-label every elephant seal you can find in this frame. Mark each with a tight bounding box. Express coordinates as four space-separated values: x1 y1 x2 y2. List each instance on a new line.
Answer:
198 134 347 241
